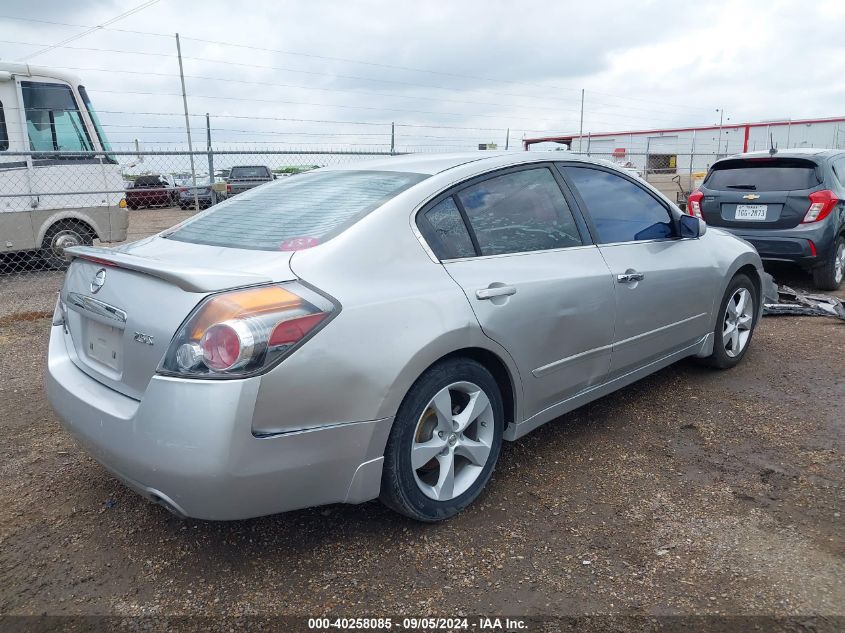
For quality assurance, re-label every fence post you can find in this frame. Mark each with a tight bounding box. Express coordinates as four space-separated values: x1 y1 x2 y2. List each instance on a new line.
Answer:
390 122 395 155
688 130 696 195
644 137 650 183
206 113 215 206
175 33 200 211
505 128 509 150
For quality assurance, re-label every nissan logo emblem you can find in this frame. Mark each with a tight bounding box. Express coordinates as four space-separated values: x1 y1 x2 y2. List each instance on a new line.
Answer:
90 268 107 293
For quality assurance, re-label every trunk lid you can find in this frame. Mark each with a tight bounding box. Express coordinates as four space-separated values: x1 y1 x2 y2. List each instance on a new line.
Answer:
699 156 822 229
59 238 297 400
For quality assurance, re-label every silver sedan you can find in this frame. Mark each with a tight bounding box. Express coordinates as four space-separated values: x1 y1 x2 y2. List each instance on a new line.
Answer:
47 152 763 522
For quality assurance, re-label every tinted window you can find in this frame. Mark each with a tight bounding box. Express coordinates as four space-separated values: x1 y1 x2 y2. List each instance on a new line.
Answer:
704 158 820 191
133 175 167 188
167 170 427 251
0 100 7 151
563 166 674 243
422 197 476 259
832 158 845 187
21 82 93 153
456 168 582 256
230 166 271 179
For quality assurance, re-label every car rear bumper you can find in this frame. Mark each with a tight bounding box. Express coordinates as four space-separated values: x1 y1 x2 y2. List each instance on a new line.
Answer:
718 221 836 268
46 325 390 520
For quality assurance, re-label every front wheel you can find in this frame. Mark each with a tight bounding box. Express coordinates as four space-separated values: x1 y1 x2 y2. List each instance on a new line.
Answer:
40 222 93 269
380 358 504 522
700 273 758 369
812 236 845 291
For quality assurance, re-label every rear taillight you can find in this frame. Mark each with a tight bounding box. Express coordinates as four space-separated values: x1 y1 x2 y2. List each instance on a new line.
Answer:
179 187 187 193
802 190 839 223
226 183 232 193
159 282 337 378
687 190 704 219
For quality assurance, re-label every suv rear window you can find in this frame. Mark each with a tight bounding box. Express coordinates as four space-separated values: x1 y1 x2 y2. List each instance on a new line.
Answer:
166 170 427 250
229 166 270 179
704 158 821 191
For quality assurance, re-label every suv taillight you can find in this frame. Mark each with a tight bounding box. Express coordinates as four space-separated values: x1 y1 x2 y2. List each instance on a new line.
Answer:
158 282 337 378
687 190 704 219
802 190 839 223
226 183 232 194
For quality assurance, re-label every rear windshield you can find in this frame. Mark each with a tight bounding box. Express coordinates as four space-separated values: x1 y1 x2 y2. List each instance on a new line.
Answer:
133 175 165 187
229 166 270 179
165 170 428 250
704 158 821 191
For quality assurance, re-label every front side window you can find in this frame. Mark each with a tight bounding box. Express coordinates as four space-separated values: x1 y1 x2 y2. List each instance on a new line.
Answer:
21 81 93 153
78 85 114 161
0 100 8 151
166 170 427 251
562 166 674 244
455 167 583 256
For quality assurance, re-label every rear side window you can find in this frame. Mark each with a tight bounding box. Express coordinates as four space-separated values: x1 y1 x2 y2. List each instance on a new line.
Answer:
0 100 8 151
455 168 582 256
832 157 845 188
562 166 674 244
166 170 427 250
704 158 821 191
422 197 476 259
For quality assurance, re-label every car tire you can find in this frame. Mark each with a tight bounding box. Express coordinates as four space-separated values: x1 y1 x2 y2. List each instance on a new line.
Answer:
380 358 504 522
40 221 94 270
812 236 845 291
699 273 758 370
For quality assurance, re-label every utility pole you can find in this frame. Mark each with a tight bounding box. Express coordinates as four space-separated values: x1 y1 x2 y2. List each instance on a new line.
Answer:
578 89 585 153
505 128 509 150
716 108 725 159
390 122 395 155
206 113 215 206
175 33 200 212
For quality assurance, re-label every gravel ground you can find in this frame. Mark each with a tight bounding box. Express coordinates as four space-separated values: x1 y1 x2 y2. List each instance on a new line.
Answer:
0 210 843 628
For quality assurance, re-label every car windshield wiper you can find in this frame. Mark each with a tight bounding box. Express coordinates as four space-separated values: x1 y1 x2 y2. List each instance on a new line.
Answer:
726 184 757 190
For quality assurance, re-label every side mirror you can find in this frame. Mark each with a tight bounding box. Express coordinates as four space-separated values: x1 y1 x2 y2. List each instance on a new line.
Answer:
679 213 706 238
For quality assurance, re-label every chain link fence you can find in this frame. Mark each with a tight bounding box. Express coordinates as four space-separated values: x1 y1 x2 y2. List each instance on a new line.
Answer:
0 149 710 295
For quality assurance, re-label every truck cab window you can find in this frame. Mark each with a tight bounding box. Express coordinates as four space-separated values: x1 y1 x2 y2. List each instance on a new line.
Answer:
21 82 93 154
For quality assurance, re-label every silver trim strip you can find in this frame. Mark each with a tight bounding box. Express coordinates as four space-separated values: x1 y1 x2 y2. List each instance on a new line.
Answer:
66 292 127 324
533 344 613 378
613 312 708 349
531 313 708 378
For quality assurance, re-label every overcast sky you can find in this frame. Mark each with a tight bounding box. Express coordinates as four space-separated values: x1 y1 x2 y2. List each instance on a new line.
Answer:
1 0 844 151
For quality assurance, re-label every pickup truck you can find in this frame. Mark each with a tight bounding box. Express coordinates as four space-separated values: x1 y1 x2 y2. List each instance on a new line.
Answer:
225 165 274 196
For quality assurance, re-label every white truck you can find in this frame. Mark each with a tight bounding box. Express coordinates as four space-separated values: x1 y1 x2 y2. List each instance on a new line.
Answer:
0 62 128 267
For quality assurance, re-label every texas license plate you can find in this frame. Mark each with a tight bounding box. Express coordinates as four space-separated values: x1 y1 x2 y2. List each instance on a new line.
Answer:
86 319 122 371
735 204 767 220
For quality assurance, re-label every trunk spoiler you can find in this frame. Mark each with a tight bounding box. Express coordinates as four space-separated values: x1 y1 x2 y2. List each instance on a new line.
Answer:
64 246 273 293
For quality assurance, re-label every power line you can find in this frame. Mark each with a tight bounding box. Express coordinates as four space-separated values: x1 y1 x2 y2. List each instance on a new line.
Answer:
15 0 161 62
0 14 714 116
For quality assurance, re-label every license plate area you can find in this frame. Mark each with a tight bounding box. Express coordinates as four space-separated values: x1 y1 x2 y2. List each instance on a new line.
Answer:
735 204 768 220
85 319 123 372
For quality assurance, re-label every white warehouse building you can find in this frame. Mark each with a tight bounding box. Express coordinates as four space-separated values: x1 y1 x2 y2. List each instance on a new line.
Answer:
523 116 845 180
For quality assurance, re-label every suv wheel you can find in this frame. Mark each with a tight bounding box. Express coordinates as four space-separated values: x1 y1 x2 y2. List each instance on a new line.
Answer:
812 236 845 291
380 358 504 522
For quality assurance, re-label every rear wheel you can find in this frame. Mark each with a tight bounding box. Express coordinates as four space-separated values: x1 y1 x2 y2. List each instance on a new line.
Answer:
380 358 504 522
40 221 94 269
812 236 845 291
700 273 757 369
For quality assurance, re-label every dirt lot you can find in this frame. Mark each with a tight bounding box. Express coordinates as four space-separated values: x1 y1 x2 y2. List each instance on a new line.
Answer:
0 209 843 628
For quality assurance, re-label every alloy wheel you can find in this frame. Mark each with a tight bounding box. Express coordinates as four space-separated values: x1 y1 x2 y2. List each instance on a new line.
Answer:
723 287 754 358
411 381 495 501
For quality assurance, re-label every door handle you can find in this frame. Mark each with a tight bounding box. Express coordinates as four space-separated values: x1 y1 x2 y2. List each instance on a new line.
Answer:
617 271 645 284
476 286 517 300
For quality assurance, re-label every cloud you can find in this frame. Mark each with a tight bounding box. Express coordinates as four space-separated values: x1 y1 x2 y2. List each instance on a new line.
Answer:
1 0 842 150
